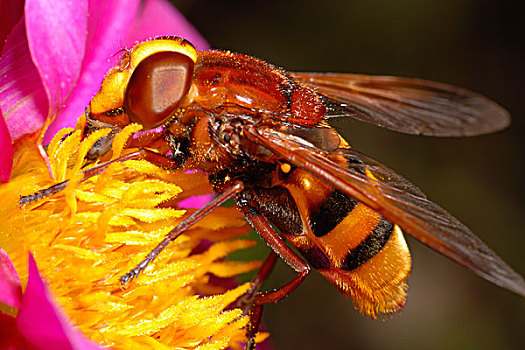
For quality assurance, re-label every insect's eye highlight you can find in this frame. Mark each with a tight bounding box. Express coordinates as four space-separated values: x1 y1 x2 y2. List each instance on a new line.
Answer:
124 51 194 129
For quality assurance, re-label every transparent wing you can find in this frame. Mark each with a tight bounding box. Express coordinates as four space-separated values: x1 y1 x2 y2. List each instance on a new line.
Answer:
291 72 510 137
245 126 525 297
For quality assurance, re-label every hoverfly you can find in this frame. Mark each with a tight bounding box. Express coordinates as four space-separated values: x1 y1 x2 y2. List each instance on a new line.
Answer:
21 37 525 348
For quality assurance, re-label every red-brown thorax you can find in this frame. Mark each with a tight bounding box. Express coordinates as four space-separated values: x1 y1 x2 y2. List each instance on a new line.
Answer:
190 51 326 126
171 51 329 175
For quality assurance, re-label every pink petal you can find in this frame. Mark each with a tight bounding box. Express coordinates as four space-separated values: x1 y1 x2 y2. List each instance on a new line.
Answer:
43 0 142 143
25 0 88 121
125 0 209 51
0 0 24 53
0 18 48 140
178 194 215 209
0 249 22 308
0 108 14 182
17 254 102 350
0 312 26 349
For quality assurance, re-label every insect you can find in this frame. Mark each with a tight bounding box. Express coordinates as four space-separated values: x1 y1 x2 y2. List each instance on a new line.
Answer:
21 36 525 348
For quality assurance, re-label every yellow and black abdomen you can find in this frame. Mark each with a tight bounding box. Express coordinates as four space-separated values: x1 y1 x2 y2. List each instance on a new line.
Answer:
253 167 411 318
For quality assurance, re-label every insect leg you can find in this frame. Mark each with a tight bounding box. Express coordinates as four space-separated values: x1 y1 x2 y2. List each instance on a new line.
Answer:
241 204 310 303
237 251 278 350
237 251 278 313
239 203 310 349
20 149 183 206
120 181 245 285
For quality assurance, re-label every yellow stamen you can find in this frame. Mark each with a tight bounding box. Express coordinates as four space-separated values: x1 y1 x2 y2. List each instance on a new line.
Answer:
0 124 266 349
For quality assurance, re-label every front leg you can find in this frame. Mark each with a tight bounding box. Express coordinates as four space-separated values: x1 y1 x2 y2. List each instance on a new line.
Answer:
20 148 184 206
120 181 245 284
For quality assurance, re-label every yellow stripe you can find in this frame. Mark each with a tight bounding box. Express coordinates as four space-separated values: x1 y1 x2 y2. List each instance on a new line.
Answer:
316 203 381 266
318 225 411 318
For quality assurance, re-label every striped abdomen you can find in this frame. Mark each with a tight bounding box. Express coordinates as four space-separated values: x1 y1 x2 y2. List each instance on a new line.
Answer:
253 167 411 318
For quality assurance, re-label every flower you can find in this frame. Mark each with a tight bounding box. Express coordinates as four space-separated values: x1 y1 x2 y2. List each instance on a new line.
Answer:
1 250 102 349
0 0 267 348
1 124 265 348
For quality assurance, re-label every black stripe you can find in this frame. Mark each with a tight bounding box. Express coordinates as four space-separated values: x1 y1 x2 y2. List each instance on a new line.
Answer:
252 186 303 236
342 218 394 271
310 190 358 237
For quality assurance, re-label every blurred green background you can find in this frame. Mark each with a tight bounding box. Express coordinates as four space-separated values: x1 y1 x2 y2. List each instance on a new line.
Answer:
174 1 524 349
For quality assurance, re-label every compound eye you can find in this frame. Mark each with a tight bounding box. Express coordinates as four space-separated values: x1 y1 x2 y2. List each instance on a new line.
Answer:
124 51 194 129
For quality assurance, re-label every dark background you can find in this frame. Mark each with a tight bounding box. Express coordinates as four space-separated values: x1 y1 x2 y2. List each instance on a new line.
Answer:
173 1 524 349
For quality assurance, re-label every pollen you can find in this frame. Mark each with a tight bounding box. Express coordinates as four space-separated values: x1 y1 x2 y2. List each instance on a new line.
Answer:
0 123 267 349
